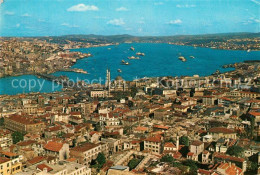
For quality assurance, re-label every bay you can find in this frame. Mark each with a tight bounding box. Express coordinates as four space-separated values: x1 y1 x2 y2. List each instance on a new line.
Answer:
0 43 259 95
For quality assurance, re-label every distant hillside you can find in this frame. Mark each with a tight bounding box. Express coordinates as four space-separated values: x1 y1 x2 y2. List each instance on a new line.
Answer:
3 32 259 45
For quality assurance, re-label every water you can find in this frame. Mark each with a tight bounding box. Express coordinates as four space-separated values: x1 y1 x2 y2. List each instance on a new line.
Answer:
0 43 259 95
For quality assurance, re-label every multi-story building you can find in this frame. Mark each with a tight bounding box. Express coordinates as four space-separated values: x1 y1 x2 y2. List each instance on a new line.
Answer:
208 127 236 141
0 156 22 175
70 142 108 165
90 90 108 98
144 135 163 155
43 141 70 160
0 129 13 149
5 114 45 134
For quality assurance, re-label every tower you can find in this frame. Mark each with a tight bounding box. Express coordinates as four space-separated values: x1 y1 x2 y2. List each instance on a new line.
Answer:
105 68 111 93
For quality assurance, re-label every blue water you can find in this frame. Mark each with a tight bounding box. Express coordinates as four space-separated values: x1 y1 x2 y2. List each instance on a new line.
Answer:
0 43 259 95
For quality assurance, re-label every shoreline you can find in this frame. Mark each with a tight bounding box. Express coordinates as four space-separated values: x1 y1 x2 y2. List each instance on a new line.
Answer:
0 60 255 97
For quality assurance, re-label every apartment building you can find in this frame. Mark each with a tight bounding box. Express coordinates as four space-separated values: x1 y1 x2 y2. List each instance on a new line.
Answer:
70 142 108 165
5 114 45 134
144 135 163 155
0 157 22 175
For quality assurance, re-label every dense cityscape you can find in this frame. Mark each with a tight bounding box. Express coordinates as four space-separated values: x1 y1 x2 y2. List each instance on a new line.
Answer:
1 0 260 174
0 36 259 175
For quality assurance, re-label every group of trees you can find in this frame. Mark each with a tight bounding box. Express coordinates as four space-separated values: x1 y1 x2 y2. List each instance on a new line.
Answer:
160 154 198 175
12 131 24 144
90 153 106 172
128 158 142 170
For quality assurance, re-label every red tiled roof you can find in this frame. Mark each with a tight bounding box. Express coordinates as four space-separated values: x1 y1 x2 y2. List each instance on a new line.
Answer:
187 152 194 156
7 114 43 125
145 135 162 143
197 169 211 175
0 151 17 157
217 163 243 175
153 125 169 130
135 126 148 131
71 143 99 152
208 127 235 134
36 163 53 172
164 142 176 148
214 153 245 163
17 140 37 146
191 140 203 146
28 156 46 165
0 157 10 164
44 141 64 152
249 112 260 116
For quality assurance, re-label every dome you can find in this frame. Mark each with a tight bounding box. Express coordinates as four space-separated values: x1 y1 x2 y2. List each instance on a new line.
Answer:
115 76 123 81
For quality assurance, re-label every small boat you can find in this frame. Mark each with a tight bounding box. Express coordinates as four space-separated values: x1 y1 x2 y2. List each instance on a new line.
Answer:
108 48 111 50
121 62 130 65
247 49 251 52
130 46 135 51
190 56 195 59
128 56 140 59
117 69 122 73
136 52 145 56
178 56 186 62
121 60 125 63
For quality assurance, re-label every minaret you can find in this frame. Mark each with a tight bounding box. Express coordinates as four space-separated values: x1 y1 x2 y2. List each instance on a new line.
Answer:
176 135 179 151
105 68 111 94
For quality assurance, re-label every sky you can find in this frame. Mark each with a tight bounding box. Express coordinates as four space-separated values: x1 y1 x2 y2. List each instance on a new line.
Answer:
0 0 259 36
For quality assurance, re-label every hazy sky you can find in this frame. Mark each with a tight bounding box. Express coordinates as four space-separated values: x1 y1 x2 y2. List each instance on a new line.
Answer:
0 0 259 36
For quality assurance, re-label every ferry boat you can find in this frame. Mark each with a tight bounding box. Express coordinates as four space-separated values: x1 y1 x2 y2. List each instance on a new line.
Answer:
190 56 195 59
117 69 122 73
128 56 140 59
178 56 187 62
130 46 135 51
136 52 145 56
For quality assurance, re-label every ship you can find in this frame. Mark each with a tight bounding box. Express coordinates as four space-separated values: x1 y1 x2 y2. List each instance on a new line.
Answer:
178 56 186 62
136 52 145 56
117 69 122 73
130 46 135 51
128 56 140 59
74 68 88 74
190 56 195 59
121 62 130 65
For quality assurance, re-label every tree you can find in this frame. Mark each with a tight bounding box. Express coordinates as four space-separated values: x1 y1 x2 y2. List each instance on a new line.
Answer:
247 161 258 172
0 117 4 126
179 136 189 146
160 154 174 162
226 145 244 158
183 160 198 174
57 131 65 138
12 131 24 144
96 153 106 167
128 158 141 170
